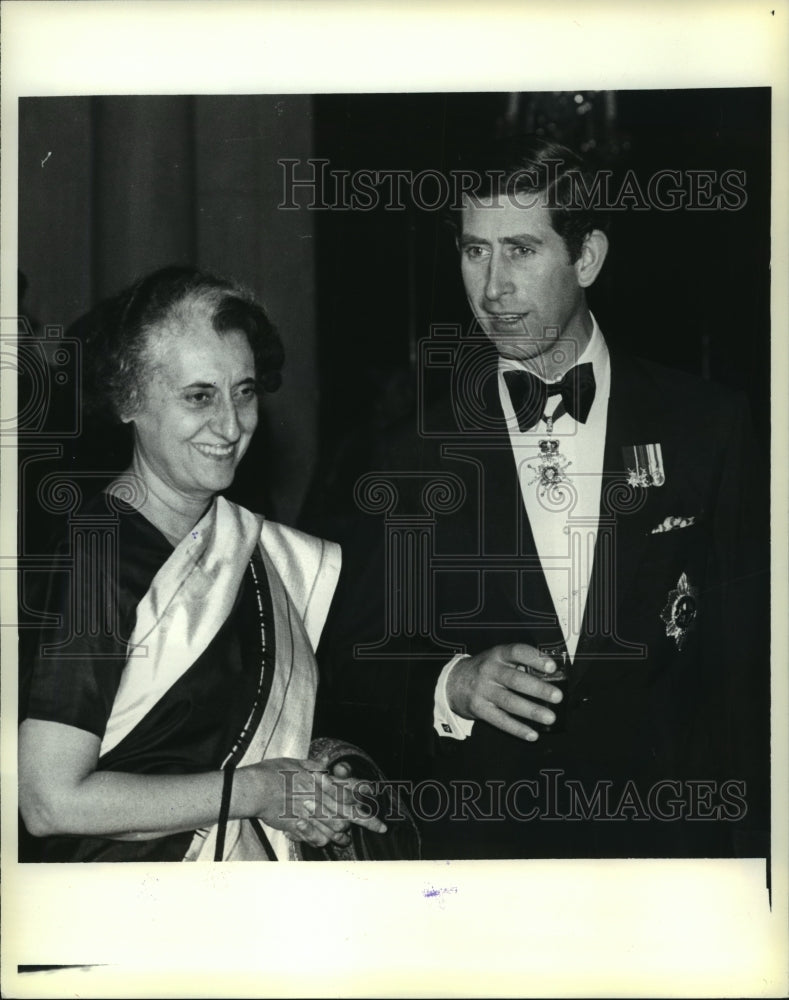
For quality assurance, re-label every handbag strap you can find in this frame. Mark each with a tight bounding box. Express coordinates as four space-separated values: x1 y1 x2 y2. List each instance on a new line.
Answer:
248 817 279 861
214 765 236 862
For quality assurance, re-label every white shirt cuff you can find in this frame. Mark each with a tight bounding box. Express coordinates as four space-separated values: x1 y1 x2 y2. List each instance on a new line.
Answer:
433 654 475 740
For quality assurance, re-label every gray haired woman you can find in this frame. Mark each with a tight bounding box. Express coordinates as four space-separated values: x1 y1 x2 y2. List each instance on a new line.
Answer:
19 265 386 862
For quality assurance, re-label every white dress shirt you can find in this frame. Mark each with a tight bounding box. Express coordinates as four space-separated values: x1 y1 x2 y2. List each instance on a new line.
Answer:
434 316 611 738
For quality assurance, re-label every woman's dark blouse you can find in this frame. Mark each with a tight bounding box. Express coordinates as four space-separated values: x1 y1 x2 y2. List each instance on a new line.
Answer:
20 493 274 861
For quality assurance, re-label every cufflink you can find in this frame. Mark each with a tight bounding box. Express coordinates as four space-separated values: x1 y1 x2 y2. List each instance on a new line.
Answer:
441 723 452 734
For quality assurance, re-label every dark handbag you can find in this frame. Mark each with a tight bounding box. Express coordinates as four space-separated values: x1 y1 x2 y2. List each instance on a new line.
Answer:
294 737 421 861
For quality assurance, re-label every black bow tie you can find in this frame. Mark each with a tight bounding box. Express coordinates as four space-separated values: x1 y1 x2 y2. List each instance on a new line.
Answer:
503 363 596 431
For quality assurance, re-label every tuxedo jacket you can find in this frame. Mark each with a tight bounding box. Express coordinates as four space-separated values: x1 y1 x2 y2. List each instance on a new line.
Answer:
314 345 769 859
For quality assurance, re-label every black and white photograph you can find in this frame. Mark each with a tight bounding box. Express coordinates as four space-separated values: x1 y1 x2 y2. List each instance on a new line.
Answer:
2 2 787 997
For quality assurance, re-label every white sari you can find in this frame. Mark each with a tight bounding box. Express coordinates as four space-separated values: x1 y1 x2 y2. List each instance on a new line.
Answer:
98 496 341 861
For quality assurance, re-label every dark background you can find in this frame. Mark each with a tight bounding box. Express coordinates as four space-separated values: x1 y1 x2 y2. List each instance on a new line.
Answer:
17 88 770 549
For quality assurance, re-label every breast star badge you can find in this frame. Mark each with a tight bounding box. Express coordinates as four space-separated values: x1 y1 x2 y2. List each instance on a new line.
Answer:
660 572 699 650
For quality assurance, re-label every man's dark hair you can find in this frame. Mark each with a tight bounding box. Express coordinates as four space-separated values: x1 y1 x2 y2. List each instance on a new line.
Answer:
452 134 607 262
82 265 284 423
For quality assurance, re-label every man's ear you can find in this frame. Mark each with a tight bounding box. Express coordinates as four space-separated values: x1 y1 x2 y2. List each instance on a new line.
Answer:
575 229 608 288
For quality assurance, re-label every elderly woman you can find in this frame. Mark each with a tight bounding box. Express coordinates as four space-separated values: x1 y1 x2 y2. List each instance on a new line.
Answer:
19 265 386 862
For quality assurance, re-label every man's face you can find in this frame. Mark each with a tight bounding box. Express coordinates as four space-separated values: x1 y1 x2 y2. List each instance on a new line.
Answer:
460 196 588 364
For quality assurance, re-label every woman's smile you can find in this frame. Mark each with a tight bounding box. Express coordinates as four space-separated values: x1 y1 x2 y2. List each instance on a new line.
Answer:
192 442 237 459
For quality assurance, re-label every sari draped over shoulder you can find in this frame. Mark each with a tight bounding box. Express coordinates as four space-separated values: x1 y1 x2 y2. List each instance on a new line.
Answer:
24 494 340 862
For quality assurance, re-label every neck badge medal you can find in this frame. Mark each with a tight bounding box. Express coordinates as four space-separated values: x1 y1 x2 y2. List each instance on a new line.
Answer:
528 411 572 496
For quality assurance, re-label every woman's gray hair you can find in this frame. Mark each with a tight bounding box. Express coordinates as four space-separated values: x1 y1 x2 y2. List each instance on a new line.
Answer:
82 265 284 422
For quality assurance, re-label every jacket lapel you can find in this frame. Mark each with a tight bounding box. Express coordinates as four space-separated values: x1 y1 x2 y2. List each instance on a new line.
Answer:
575 351 672 681
473 356 567 653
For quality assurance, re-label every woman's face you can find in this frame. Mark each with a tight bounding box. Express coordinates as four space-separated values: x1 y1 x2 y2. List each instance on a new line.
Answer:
125 310 258 502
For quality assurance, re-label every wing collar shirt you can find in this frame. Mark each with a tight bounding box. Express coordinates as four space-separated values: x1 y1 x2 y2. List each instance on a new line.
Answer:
434 316 612 738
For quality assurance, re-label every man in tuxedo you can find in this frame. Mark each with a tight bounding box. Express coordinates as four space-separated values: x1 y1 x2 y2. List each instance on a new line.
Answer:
314 135 769 859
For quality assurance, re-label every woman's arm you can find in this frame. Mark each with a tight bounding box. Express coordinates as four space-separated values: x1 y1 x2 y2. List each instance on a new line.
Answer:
19 719 386 847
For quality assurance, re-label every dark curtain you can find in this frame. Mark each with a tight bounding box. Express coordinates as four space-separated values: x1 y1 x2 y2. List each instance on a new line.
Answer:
18 94 317 530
